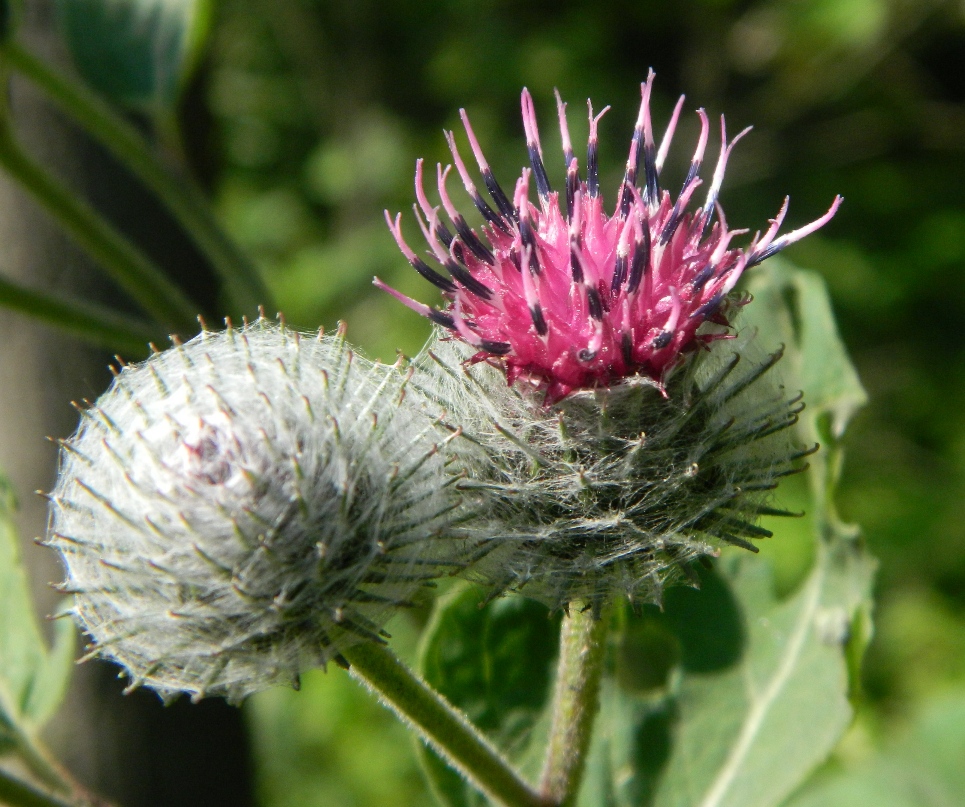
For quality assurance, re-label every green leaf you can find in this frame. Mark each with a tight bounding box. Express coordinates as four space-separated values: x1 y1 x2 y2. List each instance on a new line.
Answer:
0 475 75 739
580 261 874 807
784 690 965 807
416 584 561 807
745 259 868 441
54 0 212 112
745 260 874 690
593 550 874 807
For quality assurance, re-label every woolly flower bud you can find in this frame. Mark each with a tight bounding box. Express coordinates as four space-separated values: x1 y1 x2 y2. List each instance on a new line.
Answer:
45 321 460 702
413 327 810 610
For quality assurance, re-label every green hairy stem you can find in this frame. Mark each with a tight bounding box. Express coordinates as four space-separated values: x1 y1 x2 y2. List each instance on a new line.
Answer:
342 641 549 807
539 602 612 807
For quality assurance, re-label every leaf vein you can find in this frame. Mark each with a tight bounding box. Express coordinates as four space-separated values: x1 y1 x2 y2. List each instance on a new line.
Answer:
695 556 826 807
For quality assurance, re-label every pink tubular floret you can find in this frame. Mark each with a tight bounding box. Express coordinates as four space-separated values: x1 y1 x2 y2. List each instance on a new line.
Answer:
378 76 842 404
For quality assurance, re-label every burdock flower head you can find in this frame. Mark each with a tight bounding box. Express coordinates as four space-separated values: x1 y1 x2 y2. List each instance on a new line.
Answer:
377 70 840 404
45 320 462 702
381 75 840 609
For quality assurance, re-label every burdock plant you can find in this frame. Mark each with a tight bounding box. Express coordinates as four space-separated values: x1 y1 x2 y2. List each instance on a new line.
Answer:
0 23 869 805
372 74 846 805
40 78 845 807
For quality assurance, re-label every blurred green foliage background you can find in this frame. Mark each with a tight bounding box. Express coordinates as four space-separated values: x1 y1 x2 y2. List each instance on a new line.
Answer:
186 0 965 803
190 0 965 803
22 0 965 803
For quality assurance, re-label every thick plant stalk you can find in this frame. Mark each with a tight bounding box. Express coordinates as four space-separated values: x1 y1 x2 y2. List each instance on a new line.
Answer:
342 641 548 807
539 602 612 807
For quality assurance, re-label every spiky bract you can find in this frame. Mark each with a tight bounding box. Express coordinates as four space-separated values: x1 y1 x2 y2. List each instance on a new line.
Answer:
46 321 461 702
412 328 810 610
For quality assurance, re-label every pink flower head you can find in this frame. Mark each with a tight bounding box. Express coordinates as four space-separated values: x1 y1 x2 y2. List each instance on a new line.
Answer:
377 72 841 404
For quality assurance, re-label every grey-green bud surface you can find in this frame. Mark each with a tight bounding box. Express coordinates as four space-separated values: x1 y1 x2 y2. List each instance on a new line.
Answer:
46 321 462 702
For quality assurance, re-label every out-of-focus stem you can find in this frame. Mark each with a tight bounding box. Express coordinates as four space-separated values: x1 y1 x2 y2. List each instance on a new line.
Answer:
0 41 272 317
0 122 198 334
0 273 160 354
0 767 77 807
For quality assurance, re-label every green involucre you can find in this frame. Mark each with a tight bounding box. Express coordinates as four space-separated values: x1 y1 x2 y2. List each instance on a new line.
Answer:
411 326 810 610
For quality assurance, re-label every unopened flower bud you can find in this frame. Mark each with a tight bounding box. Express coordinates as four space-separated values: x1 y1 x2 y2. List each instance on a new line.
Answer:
45 321 461 702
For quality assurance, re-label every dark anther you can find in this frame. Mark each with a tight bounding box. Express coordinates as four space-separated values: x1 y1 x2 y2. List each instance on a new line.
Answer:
626 224 651 294
586 286 604 320
410 255 457 292
611 252 628 293
469 189 511 234
428 310 456 330
578 348 597 362
746 242 783 268
519 219 542 274
587 139 600 197
530 304 548 336
642 141 658 206
565 164 579 222
509 249 523 273
690 263 715 291
433 219 454 248
621 332 633 365
481 339 512 355
659 202 684 245
483 169 517 222
680 159 700 194
691 291 724 319
652 330 673 349
447 262 493 300
451 215 495 265
569 240 584 283
528 143 553 202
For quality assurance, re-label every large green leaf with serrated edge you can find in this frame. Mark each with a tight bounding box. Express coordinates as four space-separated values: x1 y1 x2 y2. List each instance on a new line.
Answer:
417 584 560 807
576 261 874 807
54 0 212 112
0 475 75 743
